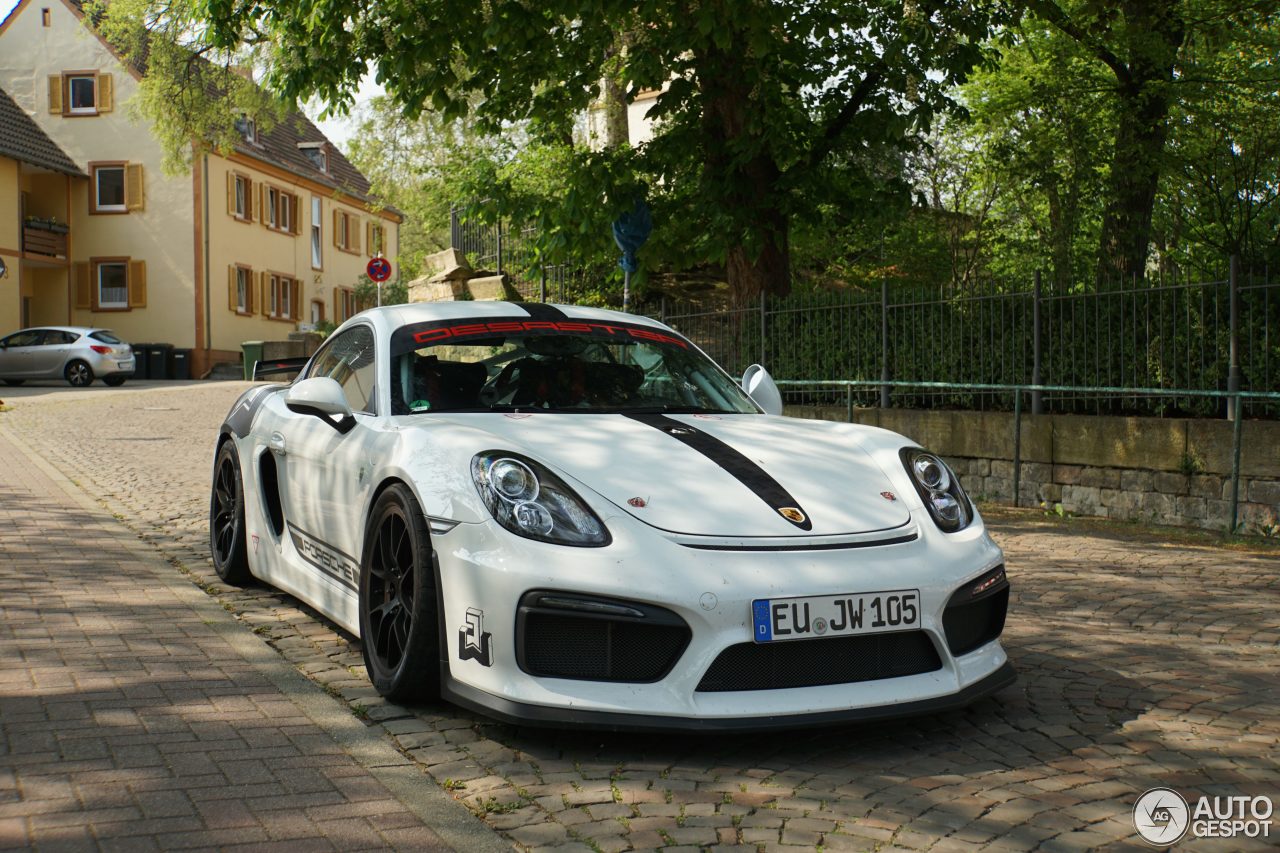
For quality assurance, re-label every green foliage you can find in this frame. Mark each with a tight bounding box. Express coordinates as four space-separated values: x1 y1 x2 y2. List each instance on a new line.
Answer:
195 0 1010 300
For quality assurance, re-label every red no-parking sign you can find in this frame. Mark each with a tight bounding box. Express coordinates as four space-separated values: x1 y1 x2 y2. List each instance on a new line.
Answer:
367 257 392 282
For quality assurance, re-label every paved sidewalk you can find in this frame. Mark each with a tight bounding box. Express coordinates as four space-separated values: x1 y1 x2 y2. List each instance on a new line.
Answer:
0 430 507 852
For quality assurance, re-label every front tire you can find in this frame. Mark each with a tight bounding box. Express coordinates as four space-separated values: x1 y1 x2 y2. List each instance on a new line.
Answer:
65 360 93 387
209 440 252 585
359 484 440 703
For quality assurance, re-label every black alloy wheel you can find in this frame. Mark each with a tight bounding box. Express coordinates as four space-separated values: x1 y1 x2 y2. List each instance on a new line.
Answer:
64 360 93 387
209 440 252 585
359 484 440 702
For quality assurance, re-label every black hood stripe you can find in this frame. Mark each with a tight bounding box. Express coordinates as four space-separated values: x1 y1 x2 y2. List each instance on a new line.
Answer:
521 303 569 321
624 413 813 530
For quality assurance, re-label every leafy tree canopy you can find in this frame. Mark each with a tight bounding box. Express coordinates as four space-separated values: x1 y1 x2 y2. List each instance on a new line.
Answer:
195 0 1010 303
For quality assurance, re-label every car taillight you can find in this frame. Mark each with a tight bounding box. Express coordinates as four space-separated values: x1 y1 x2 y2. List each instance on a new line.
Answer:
90 345 112 354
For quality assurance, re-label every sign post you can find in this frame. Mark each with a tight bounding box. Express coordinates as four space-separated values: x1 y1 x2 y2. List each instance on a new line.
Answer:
367 257 392 307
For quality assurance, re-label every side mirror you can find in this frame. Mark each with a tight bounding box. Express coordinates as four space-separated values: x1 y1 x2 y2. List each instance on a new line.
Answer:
741 364 783 416
285 377 356 433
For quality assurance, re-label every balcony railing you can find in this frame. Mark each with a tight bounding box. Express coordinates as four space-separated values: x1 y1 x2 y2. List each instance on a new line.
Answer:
22 218 69 259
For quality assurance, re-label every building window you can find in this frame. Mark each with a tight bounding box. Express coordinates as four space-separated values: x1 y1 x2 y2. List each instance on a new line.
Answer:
235 114 257 144
333 209 360 253
368 222 385 257
335 287 360 322
310 299 325 325
68 74 96 113
311 196 323 269
228 265 254 314
229 173 252 220
264 186 297 233
93 164 125 212
98 261 127 308
49 71 112 116
75 258 145 311
89 162 142 214
267 273 300 321
42 8 50 27
298 142 327 172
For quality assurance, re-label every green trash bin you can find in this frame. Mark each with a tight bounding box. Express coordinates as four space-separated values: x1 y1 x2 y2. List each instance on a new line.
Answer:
241 341 264 381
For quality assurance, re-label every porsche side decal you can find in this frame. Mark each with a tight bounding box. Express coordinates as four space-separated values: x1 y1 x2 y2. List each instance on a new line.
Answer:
458 607 493 666
287 524 359 591
624 413 814 531
223 385 280 438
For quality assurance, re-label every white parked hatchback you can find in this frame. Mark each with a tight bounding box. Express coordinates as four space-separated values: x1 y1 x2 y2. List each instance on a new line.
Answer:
0 326 135 387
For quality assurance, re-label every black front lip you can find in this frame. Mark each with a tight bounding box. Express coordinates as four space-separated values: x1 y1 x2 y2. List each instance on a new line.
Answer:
440 661 1017 734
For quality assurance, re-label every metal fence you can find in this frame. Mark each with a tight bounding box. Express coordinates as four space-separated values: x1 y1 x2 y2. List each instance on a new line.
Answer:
449 211 1279 419
450 208 606 303
649 262 1279 419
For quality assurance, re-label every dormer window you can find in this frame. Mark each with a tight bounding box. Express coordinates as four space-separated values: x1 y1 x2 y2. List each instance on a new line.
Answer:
298 141 328 173
235 114 257 144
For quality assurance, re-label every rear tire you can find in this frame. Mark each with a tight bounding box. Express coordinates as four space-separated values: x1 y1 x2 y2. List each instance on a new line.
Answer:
103 376 126 387
65 360 93 387
359 484 440 703
209 440 252 585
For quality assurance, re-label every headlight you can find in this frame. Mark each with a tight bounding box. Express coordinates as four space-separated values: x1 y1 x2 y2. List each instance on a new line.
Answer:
472 451 610 547
901 448 972 533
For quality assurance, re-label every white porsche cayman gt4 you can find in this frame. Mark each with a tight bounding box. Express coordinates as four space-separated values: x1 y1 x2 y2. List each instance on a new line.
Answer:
210 301 1013 731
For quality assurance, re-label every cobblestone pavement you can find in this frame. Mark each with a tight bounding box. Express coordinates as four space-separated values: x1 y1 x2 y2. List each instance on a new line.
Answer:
1 381 1277 852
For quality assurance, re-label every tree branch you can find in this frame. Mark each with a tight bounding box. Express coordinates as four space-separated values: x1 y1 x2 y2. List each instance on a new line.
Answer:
803 67 884 173
1025 0 1132 87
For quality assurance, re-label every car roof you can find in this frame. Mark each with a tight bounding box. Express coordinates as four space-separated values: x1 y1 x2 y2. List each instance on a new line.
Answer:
372 301 671 331
6 326 104 335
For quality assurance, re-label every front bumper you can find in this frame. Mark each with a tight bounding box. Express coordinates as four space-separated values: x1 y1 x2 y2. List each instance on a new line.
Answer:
433 509 1014 731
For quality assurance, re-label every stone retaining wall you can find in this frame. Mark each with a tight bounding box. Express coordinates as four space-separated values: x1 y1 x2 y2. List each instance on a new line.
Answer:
785 406 1280 535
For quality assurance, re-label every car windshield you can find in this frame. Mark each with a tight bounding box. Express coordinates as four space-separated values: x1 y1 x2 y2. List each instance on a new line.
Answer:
388 316 759 415
89 330 124 344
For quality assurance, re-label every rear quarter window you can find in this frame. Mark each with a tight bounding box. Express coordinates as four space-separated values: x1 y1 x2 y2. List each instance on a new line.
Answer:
89 331 124 344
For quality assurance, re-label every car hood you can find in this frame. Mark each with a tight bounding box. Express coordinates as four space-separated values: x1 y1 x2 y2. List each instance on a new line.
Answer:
452 412 911 537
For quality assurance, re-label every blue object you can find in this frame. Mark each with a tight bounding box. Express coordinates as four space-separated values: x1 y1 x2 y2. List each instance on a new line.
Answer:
612 198 653 274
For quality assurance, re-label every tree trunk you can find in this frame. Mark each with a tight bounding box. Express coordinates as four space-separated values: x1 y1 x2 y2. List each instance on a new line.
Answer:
1094 0 1184 286
601 33 630 149
696 43 792 306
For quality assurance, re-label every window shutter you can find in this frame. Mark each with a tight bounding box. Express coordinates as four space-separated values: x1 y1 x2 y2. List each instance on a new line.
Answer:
291 195 301 235
290 280 301 320
332 287 340 321
228 265 237 311
226 172 235 216
128 260 146 308
74 262 90 308
260 272 270 316
47 75 63 114
245 269 255 314
258 184 266 223
351 218 362 254
365 221 374 256
332 210 340 247
243 178 253 220
97 73 113 112
125 164 144 211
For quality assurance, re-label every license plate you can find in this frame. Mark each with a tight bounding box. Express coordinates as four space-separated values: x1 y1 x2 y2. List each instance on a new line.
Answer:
118 359 134 369
751 589 920 643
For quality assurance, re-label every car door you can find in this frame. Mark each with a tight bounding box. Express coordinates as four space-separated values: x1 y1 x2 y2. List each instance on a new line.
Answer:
0 330 46 378
277 324 380 587
30 330 77 377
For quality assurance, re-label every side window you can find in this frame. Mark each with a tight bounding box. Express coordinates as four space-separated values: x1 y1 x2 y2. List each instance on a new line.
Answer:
306 325 377 414
4 331 44 347
44 331 77 345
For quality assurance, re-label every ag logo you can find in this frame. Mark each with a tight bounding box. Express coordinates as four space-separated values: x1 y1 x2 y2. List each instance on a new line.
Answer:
778 507 807 524
1133 787 1189 845
458 607 493 666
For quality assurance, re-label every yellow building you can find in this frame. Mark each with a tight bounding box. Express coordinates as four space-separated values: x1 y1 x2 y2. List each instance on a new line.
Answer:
0 85 82 335
0 0 400 377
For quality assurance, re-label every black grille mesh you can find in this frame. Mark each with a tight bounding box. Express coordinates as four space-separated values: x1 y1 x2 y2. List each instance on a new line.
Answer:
696 631 942 692
943 587 1009 656
522 612 690 682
